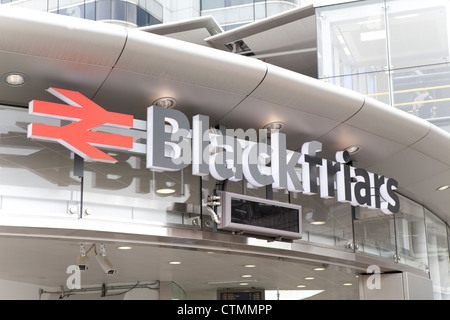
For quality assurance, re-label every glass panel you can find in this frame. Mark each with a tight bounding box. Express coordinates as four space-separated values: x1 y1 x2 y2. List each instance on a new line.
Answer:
59 4 84 18
201 0 225 11
394 195 428 272
353 206 396 261
85 1 96 20
20 0 48 11
425 209 450 300
127 2 137 26
290 192 353 250
96 0 111 20
387 0 450 70
324 71 391 105
111 0 126 21
316 0 388 79
82 146 201 228
392 64 450 120
0 106 81 217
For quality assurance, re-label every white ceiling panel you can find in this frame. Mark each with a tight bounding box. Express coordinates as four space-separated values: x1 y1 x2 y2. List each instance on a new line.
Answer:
249 64 365 122
345 97 431 146
317 123 405 168
367 147 448 186
93 68 249 122
410 124 450 166
218 96 340 151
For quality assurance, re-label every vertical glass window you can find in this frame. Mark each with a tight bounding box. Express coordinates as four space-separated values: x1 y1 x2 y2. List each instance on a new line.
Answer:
111 0 126 21
59 5 85 18
316 0 390 104
291 193 353 250
392 64 450 121
85 1 96 20
0 107 81 218
387 0 450 70
137 6 149 26
394 195 428 272
425 209 450 300
201 0 225 10
317 0 388 79
127 2 137 26
96 0 111 20
353 207 397 261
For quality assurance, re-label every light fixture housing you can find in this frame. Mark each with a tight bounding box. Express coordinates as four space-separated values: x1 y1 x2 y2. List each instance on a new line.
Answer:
263 121 284 133
436 185 450 191
153 97 177 109
117 246 132 250
310 221 326 226
345 145 361 154
156 188 176 195
2 72 28 87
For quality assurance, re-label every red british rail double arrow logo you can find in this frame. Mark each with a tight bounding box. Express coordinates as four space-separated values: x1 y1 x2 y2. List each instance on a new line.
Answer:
28 88 134 163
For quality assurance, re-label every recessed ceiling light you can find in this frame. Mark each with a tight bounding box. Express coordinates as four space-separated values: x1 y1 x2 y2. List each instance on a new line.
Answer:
153 97 177 109
345 145 361 154
343 283 353 286
2 72 28 87
436 185 450 191
244 264 256 268
304 277 315 280
263 121 284 133
156 188 176 194
297 285 306 288
169 261 181 265
310 221 326 225
241 274 252 278
117 246 132 250
313 267 325 271
239 282 249 286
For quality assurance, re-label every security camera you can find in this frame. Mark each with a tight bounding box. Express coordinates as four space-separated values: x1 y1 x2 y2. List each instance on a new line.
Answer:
76 255 89 271
95 253 117 275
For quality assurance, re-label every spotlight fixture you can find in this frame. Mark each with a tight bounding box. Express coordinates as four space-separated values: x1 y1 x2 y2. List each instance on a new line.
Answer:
2 72 28 87
76 243 89 271
95 243 117 275
153 97 177 109
345 145 361 154
436 185 450 191
313 267 325 271
310 221 326 226
263 121 284 133
156 188 176 195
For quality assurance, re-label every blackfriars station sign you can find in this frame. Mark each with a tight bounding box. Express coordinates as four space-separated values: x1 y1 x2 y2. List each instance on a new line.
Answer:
28 88 400 215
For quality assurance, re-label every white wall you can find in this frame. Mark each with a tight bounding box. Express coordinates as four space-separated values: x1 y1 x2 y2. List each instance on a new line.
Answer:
0 279 50 300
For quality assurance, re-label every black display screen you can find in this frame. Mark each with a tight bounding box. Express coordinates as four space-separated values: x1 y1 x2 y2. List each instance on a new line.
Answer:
230 198 300 233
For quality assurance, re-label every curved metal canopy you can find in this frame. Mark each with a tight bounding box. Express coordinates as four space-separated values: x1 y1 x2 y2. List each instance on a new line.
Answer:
0 6 449 226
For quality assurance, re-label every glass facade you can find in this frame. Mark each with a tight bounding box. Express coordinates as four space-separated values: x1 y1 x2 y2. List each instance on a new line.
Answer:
200 0 305 31
0 0 163 27
2 105 450 299
317 0 450 132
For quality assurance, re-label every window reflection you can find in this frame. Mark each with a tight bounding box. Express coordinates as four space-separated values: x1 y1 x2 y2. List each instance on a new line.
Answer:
15 0 161 27
425 209 450 300
317 0 450 132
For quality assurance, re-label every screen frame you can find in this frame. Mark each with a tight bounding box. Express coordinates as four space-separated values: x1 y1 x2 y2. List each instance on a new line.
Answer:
217 191 302 240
